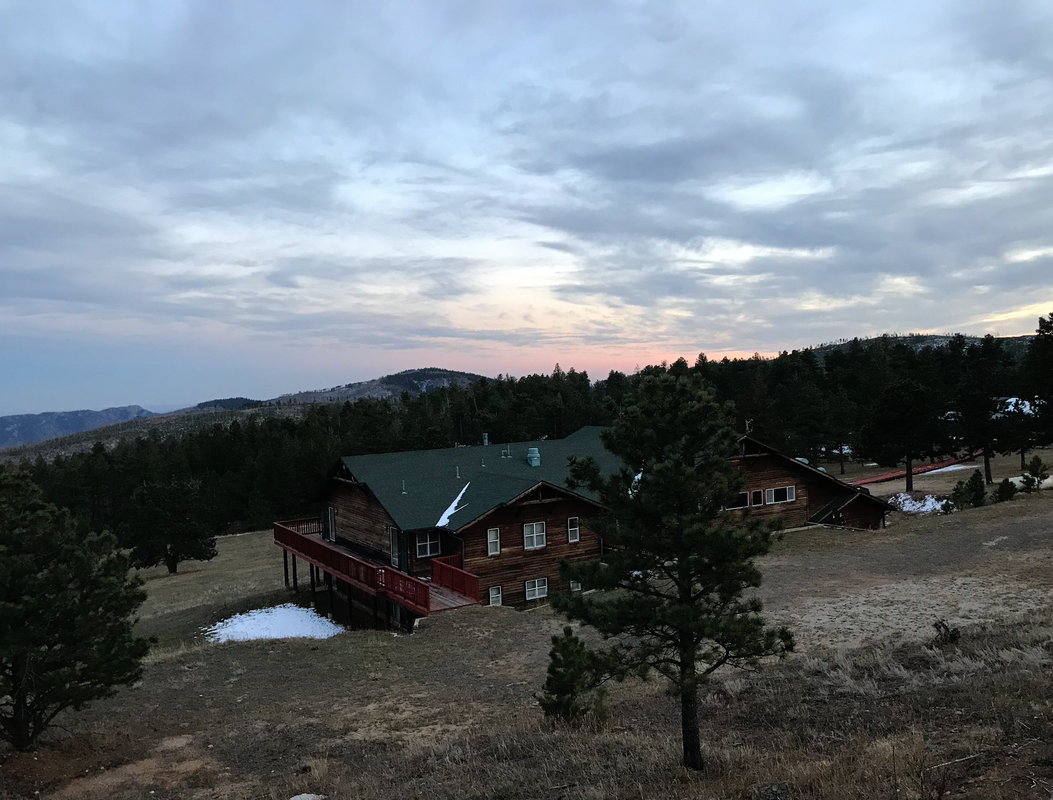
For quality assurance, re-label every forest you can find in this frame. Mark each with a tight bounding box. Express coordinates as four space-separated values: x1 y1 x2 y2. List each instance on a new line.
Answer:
22 315 1053 573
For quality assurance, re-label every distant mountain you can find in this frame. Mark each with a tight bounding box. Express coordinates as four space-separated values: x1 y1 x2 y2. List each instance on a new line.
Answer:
267 367 486 405
0 406 155 450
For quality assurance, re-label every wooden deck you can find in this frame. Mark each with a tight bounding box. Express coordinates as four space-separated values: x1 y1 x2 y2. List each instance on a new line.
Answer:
429 583 480 612
274 518 479 618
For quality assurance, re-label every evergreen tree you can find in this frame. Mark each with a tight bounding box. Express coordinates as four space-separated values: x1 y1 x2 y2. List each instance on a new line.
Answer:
556 364 793 770
0 469 149 751
858 380 942 492
535 626 610 722
122 477 217 574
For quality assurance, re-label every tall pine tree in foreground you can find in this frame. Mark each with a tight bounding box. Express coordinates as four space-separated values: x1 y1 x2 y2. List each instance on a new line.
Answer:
0 469 149 751
555 362 793 771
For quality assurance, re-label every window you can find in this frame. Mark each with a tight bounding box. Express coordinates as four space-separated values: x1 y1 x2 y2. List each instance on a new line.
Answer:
570 580 582 592
389 528 399 568
525 577 548 600
487 527 501 556
726 492 749 510
765 486 797 505
567 517 580 543
489 586 502 606
523 521 546 549
416 530 441 558
751 490 764 506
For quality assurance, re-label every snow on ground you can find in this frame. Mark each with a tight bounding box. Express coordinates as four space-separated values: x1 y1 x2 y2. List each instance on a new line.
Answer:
927 464 972 474
204 603 344 643
888 493 946 514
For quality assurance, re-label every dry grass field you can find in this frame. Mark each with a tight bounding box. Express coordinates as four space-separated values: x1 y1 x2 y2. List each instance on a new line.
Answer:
2 489 1052 800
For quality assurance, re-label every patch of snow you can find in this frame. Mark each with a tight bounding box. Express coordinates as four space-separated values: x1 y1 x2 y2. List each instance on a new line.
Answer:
928 464 971 475
436 481 471 527
204 604 343 643
983 536 1008 547
864 462 878 467
888 493 945 514
629 471 643 497
1001 397 1034 415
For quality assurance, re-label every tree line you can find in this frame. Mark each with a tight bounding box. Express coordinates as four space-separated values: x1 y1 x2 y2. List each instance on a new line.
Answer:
22 314 1053 573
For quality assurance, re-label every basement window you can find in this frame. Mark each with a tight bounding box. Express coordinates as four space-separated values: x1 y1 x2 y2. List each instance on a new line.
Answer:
570 580 582 592
523 521 547 550
487 527 501 556
765 486 797 505
525 577 548 601
726 492 749 510
416 530 441 558
489 586 502 606
567 517 580 543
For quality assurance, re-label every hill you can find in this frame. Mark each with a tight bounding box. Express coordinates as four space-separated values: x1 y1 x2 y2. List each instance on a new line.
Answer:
1 368 488 461
268 367 484 405
0 405 155 450
809 333 1034 362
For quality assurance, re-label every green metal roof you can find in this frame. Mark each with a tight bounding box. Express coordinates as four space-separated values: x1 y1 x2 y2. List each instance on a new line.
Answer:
338 427 623 532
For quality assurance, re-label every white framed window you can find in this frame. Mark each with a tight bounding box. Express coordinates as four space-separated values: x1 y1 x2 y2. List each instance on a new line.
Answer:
525 577 548 600
487 527 501 556
416 530 441 558
751 490 764 506
523 521 546 550
570 580 582 592
489 586 502 606
765 486 796 505
389 528 400 568
567 517 580 543
726 492 749 510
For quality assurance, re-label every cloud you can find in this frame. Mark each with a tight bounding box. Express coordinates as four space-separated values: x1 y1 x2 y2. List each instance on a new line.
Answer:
1 1 1053 413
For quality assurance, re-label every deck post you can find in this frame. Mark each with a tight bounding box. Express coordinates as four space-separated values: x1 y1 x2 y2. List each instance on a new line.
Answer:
309 564 316 604
347 584 354 626
283 550 289 587
292 555 298 592
326 572 334 619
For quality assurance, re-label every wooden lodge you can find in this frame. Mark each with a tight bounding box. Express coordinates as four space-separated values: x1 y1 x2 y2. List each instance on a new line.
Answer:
273 427 889 629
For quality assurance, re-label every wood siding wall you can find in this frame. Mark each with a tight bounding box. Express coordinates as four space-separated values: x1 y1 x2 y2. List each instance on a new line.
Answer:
459 486 601 608
734 454 883 529
328 481 399 564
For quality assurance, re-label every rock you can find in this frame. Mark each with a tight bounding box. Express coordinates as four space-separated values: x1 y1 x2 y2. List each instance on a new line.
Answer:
289 794 327 800
753 784 792 800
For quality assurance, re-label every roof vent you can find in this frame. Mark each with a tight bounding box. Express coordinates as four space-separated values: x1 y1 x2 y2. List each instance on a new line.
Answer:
527 447 541 467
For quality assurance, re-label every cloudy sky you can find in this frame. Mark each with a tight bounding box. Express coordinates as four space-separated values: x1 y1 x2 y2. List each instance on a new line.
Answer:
2 1 1052 415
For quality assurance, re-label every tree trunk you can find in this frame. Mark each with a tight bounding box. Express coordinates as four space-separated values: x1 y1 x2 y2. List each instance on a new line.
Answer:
1021 448 1027 471
983 447 993 485
905 456 913 493
164 547 179 574
839 445 845 475
680 684 703 770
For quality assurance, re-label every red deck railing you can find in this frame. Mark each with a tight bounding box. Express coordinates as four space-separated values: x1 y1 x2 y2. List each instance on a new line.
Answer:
433 554 462 569
274 520 430 616
431 558 481 604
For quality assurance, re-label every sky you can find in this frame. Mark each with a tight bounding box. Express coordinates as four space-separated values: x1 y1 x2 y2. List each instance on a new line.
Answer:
2 1 1053 415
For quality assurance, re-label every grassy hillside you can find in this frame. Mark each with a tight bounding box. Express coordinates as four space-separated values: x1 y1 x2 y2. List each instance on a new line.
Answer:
3 493 1052 799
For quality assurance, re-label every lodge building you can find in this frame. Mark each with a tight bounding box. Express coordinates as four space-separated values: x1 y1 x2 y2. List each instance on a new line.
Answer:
273 427 889 629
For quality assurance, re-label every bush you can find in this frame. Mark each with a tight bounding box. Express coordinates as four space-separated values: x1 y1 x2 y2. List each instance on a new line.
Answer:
993 478 1017 503
951 470 987 510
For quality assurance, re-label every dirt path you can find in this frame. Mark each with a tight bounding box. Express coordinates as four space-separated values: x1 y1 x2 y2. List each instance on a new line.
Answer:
759 492 1053 649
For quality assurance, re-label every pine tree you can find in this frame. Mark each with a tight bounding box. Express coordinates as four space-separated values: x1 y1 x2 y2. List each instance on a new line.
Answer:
0 469 149 751
535 627 608 722
555 363 793 771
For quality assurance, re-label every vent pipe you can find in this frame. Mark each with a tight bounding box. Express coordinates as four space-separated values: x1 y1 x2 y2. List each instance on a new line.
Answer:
527 447 541 467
